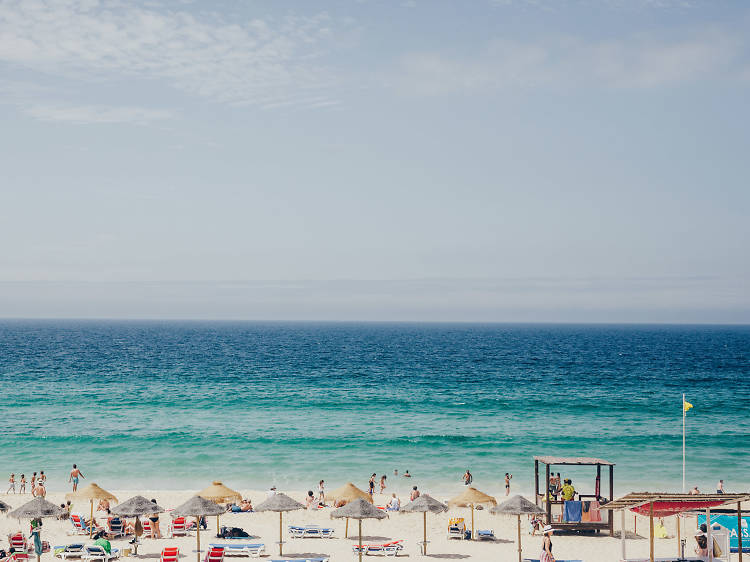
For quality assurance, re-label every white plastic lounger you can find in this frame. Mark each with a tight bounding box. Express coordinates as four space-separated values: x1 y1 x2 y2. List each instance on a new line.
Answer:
476 529 495 540
287 525 334 538
207 543 265 557
269 558 329 562
81 545 120 562
53 544 86 559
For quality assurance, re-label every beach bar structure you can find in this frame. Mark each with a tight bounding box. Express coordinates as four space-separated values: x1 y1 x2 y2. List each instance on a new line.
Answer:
534 455 614 535
601 492 750 562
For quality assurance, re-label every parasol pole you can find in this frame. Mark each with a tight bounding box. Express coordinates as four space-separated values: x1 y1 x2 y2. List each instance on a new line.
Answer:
345 517 348 538
423 512 427 555
517 514 522 562
358 519 363 562
90 500 94 538
195 516 200 562
216 515 220 536
278 512 283 556
649 501 654 562
471 503 475 540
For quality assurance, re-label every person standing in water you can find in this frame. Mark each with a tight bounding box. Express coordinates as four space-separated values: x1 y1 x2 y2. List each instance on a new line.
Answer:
7 473 15 494
505 473 513 496
69 465 84 491
463 469 473 486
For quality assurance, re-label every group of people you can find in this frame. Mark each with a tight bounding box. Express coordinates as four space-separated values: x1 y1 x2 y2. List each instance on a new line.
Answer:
546 473 576 501
6 472 49 496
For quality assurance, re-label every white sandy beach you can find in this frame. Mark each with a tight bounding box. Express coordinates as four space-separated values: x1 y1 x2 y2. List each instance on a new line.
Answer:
1 489 738 562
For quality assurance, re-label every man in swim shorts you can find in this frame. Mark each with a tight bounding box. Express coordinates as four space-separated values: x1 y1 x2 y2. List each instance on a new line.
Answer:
69 464 84 491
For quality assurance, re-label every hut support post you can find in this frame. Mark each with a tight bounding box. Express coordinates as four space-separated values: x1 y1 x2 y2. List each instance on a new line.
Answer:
195 516 200 562
517 514 522 562
676 514 681 558
609 464 614 536
738 502 743 562
534 460 539 505
423 512 427 555
706 508 712 562
649 501 654 562
358 520 363 562
620 509 626 561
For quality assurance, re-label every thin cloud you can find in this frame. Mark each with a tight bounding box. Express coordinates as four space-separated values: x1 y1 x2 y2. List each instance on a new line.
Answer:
23 104 174 125
0 0 342 110
391 30 744 95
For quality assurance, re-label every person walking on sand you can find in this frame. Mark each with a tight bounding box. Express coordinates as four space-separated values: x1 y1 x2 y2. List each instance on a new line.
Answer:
7 474 15 494
505 473 513 496
30 472 37 489
69 465 84 492
463 469 473 486
318 480 325 503
379 475 387 494
19 474 26 494
540 525 555 562
368 474 376 497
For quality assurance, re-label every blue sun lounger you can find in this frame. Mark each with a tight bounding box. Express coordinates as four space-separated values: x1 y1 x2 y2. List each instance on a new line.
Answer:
476 529 495 540
287 525 334 538
207 544 265 557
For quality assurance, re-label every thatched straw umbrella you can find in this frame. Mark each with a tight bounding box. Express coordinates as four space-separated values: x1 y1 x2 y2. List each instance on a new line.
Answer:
325 483 372 537
173 496 225 562
491 495 545 562
111 496 165 555
331 498 387 562
254 493 304 557
65 483 118 538
197 481 242 535
401 494 448 555
8 497 64 562
448 487 497 541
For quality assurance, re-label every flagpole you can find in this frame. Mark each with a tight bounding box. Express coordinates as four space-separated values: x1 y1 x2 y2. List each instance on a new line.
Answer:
682 393 686 493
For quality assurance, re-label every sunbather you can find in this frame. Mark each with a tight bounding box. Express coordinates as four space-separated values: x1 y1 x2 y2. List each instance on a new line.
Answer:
386 494 399 511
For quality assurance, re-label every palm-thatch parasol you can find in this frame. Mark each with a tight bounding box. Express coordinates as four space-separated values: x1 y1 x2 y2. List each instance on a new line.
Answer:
111 496 165 555
65 483 118 538
448 487 497 541
254 493 304 556
331 498 388 562
197 481 242 535
490 495 545 562
325 483 372 538
401 494 448 555
8 498 65 562
173 496 225 562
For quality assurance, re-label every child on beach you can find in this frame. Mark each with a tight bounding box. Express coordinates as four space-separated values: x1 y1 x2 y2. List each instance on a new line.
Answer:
7 474 15 494
379 475 387 494
318 480 325 503
368 474 376 497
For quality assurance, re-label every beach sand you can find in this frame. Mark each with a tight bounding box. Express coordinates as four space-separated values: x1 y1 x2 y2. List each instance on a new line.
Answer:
0 489 738 562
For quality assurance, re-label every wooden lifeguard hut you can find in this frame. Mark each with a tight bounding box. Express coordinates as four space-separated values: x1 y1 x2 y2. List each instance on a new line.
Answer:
534 455 615 535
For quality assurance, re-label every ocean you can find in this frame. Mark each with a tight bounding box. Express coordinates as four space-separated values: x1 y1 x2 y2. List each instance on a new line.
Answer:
0 321 748 499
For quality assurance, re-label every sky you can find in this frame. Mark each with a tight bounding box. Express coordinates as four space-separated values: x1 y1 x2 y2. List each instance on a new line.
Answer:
0 0 748 322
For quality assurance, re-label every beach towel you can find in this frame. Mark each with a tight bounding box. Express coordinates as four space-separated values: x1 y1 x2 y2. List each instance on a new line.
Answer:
588 500 601 522
563 500 582 523
581 501 591 522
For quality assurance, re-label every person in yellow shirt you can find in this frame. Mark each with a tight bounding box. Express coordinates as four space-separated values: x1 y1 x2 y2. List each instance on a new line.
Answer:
560 479 576 501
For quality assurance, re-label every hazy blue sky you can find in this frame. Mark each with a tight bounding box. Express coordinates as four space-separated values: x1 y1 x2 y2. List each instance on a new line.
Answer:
1 0 748 322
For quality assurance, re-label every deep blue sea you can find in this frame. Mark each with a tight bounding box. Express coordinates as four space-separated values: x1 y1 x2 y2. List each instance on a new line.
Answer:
0 321 747 498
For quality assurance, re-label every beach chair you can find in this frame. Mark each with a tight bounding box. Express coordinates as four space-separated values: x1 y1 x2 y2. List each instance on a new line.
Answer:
204 547 224 562
207 543 265 557
108 519 126 539
447 518 466 539
9 532 27 551
160 547 179 562
287 525 334 538
141 520 152 536
169 517 190 538
82 545 120 562
53 544 86 559
476 529 495 540
352 540 404 557
268 559 329 562
10 553 30 562
70 515 102 537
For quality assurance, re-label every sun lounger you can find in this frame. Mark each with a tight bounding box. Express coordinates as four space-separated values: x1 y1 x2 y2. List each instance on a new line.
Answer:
352 540 404 556
169 517 190 538
82 545 120 562
53 544 86 559
523 559 583 562
476 529 495 540
207 543 265 558
70 516 102 537
10 553 29 562
268 559 329 562
160 547 179 562
108 519 126 539
204 547 224 562
9 532 27 551
287 525 334 538
447 518 466 540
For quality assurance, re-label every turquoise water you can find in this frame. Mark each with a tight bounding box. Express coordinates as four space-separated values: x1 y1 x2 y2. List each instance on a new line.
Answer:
0 321 748 497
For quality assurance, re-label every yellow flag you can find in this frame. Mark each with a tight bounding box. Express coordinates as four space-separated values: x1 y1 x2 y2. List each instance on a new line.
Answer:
683 400 693 413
